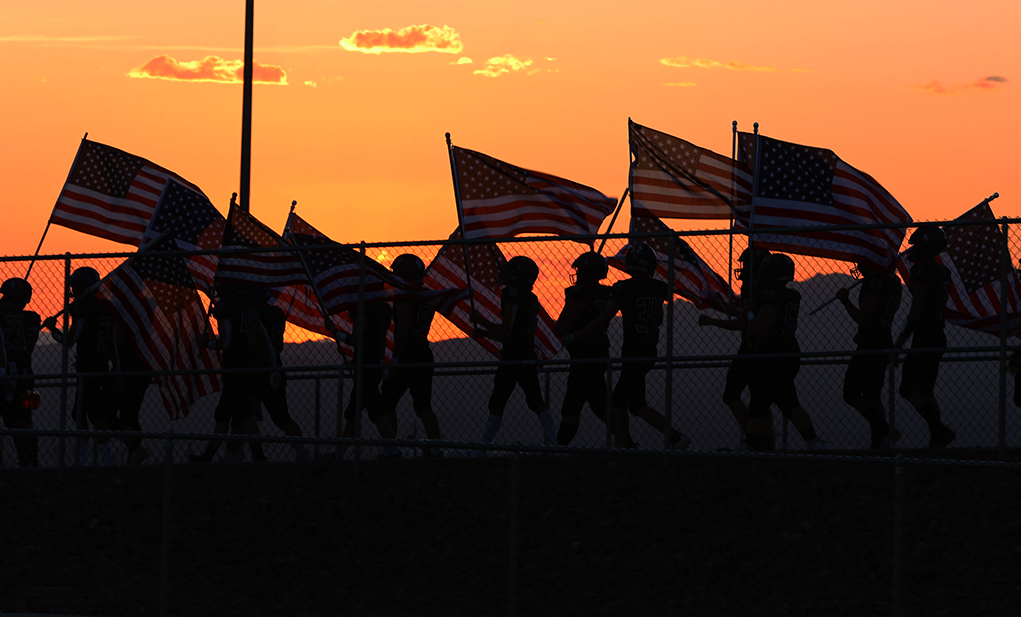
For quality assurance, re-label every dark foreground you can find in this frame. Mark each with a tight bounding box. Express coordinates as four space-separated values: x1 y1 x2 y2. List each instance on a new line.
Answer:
2 451 1021 617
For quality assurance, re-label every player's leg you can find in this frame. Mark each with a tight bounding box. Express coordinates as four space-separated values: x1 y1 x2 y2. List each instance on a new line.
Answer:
519 363 556 446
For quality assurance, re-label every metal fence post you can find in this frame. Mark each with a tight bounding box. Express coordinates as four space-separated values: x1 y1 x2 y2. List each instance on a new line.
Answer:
604 357 613 448
664 235 675 450
888 355 897 443
508 454 521 617
314 377 321 459
998 219 1009 456
58 253 71 478
336 367 344 459
543 366 551 410
159 433 174 617
353 242 367 471
893 454 905 617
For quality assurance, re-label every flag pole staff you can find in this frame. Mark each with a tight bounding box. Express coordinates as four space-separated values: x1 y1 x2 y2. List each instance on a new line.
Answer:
998 214 1009 455
200 192 240 333
239 0 254 212
595 188 629 255
26 132 89 280
284 201 350 358
747 122 761 290
728 120 738 311
446 133 477 317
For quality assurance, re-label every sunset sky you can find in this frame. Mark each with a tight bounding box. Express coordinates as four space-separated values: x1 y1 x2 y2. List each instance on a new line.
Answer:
1 0 1018 258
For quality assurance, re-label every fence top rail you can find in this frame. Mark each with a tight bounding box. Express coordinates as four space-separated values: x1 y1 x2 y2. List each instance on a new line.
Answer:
6 216 1019 263
4 427 1021 470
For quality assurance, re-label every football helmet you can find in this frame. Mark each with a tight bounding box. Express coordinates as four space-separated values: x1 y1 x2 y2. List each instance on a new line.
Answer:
758 253 795 285
571 252 608 283
0 278 32 306
391 254 426 283
501 256 540 287
908 225 947 261
624 243 657 275
68 267 101 298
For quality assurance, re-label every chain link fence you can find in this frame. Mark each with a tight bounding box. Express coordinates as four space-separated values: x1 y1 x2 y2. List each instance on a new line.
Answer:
1 217 1019 467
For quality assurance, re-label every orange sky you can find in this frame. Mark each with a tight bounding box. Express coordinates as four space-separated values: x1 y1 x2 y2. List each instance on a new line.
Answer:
1 0 1018 259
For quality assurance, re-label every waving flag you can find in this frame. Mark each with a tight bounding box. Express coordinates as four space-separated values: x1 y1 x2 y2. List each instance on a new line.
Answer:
423 230 561 360
628 120 750 220
452 145 616 243
285 212 468 316
97 236 221 419
51 139 203 246
140 179 225 294
608 214 736 313
900 203 1021 337
216 204 308 287
737 133 911 269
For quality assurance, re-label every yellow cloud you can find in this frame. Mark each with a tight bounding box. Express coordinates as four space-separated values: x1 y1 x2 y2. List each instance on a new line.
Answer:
452 57 473 65
0 34 133 43
304 80 317 88
660 56 778 72
339 24 463 54
128 55 287 84
474 54 537 78
913 75 1008 95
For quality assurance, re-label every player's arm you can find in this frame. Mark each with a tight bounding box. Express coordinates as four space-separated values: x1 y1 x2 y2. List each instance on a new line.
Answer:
199 317 231 351
473 303 515 342
897 279 928 346
111 324 122 373
255 319 277 369
391 302 414 360
698 313 748 330
565 299 621 345
43 314 83 346
747 302 779 343
25 313 41 355
553 295 585 338
837 287 879 325
469 308 500 333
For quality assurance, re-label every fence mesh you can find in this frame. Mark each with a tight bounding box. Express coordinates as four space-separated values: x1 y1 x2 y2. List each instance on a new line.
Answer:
3 217 1020 467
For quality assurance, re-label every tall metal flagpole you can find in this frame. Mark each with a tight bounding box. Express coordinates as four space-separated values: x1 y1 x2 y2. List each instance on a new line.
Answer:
26 132 89 280
445 133 477 317
595 188 629 255
239 0 255 212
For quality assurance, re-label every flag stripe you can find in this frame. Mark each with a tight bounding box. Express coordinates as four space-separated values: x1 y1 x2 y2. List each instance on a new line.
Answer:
454 146 615 242
99 264 220 419
628 120 749 220
51 140 203 246
738 135 911 269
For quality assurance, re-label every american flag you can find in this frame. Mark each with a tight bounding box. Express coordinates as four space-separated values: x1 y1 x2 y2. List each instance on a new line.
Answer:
141 179 225 294
452 146 616 243
285 213 468 316
216 204 309 287
607 214 736 314
737 133 911 270
628 120 751 220
51 139 203 246
96 236 221 419
423 229 561 360
900 204 1021 337
281 214 399 358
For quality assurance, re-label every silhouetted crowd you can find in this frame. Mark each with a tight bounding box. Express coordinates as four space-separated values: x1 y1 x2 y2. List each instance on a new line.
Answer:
0 224 983 467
